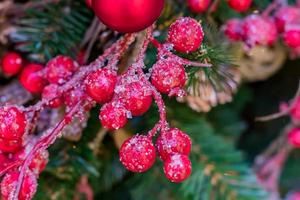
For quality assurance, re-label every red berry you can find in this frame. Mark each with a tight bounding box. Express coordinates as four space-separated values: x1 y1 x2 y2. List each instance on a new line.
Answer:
29 150 49 174
64 87 85 107
283 29 300 49
291 97 300 122
46 55 78 85
163 154 192 183
85 68 117 104
20 63 47 93
187 0 211 13
288 127 300 148
227 0 252 12
151 58 187 94
1 170 37 200
168 17 204 53
0 107 27 140
119 135 156 172
42 84 63 108
223 18 243 41
275 6 300 33
92 0 164 33
99 102 128 130
117 81 152 116
1 52 23 76
156 128 191 161
242 15 278 46
0 138 23 153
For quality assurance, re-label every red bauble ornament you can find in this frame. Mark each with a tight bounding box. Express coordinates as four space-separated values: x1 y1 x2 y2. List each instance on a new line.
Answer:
120 135 156 172
46 55 78 85
92 0 165 33
275 6 300 33
163 154 192 183
117 81 152 116
1 52 23 76
64 87 85 107
156 128 192 161
242 15 278 46
168 17 204 53
0 138 23 153
85 68 117 104
1 171 37 200
291 97 300 122
20 63 47 94
227 0 252 12
223 18 243 41
187 0 211 13
99 102 128 130
42 84 63 108
283 29 300 49
0 107 27 140
288 128 300 148
29 150 49 174
151 58 187 94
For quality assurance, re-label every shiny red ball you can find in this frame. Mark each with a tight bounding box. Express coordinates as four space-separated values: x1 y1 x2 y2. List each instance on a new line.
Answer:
156 128 192 161
117 81 152 116
283 29 300 49
223 18 243 41
20 63 47 93
46 55 78 85
168 17 204 53
1 52 23 76
85 68 117 104
0 107 27 140
163 154 192 183
275 6 300 33
42 84 63 108
187 0 211 13
1 170 37 200
288 128 300 148
227 0 252 12
99 102 128 130
0 138 23 153
242 15 278 46
151 58 187 94
29 150 49 174
64 87 85 107
92 0 165 33
120 135 156 173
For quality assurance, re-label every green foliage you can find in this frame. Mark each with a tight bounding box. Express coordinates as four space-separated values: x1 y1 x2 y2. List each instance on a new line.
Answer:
11 0 93 63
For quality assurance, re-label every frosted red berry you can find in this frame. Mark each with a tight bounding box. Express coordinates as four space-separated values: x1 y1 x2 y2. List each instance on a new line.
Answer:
168 17 204 53
227 0 252 12
283 29 300 49
288 127 300 148
223 18 243 41
117 81 152 116
0 107 27 140
29 150 49 174
291 97 300 122
99 102 128 130
1 170 37 200
156 128 192 161
242 15 278 46
187 0 211 13
275 6 300 33
1 52 23 76
85 68 117 104
42 84 63 108
120 135 156 173
20 63 47 94
46 55 78 85
64 87 85 107
163 154 192 183
0 138 23 153
151 58 187 94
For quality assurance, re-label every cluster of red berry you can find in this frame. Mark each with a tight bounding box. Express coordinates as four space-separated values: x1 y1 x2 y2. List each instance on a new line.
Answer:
187 0 252 13
223 3 300 54
0 14 207 197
